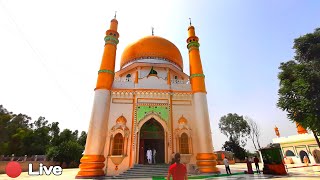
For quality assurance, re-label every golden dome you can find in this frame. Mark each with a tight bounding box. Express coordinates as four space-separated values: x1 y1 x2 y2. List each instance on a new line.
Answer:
116 115 127 124
178 116 188 124
120 36 183 69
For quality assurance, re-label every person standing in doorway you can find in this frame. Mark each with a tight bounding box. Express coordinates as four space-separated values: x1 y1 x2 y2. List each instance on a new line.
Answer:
167 153 188 180
153 148 157 164
223 157 231 174
303 155 309 166
146 148 152 164
253 156 260 174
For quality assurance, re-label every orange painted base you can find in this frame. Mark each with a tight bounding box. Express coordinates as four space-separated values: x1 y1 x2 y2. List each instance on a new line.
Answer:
263 164 287 175
76 155 106 178
196 153 220 173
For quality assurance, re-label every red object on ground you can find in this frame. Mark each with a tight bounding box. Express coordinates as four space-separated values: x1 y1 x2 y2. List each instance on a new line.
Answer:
264 164 287 175
169 163 187 180
5 162 22 178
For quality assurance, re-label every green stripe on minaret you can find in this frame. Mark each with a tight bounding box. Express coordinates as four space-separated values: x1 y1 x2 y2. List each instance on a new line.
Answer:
98 69 115 75
187 41 200 49
104 35 119 45
190 73 205 78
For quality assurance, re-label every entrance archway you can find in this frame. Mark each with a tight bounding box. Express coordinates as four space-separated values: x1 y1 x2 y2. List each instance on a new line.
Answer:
299 150 310 163
313 149 320 163
138 118 165 164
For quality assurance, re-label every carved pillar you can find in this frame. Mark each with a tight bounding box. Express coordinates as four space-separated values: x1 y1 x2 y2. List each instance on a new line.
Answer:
176 136 180 153
123 137 128 156
190 137 193 154
109 136 114 156
188 137 192 154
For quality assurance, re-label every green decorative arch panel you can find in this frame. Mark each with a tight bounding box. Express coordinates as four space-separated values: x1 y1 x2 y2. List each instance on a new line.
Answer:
137 105 169 122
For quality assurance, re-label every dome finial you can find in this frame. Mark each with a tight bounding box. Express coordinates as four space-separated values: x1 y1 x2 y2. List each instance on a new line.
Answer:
114 11 117 19
189 18 192 26
151 27 154 36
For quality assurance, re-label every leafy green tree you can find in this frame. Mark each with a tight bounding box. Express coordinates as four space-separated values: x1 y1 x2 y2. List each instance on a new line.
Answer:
277 28 320 147
46 128 85 167
2 113 32 156
0 105 85 166
78 131 87 147
222 138 246 160
49 122 60 146
47 141 83 167
219 113 251 147
59 129 78 142
0 105 12 154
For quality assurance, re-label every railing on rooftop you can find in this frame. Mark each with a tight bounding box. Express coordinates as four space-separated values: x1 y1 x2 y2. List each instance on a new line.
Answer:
112 77 191 91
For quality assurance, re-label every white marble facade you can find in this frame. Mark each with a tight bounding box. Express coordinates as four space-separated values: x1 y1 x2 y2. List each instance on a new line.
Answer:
104 58 198 175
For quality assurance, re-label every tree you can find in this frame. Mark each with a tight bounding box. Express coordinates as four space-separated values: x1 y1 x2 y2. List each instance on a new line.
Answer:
222 138 246 160
245 117 261 150
46 140 83 167
277 28 320 147
0 112 32 156
0 104 85 167
219 113 251 147
78 131 87 147
28 117 51 155
46 128 85 167
49 122 60 146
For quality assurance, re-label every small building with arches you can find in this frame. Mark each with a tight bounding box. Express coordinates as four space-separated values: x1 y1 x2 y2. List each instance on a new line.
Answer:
272 123 320 165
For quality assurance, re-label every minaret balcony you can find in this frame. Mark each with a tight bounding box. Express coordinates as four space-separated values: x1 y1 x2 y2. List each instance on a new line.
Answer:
113 77 135 89
112 77 191 91
171 79 190 84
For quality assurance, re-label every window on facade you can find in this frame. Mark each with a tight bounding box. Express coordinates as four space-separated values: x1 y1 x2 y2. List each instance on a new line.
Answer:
126 74 131 82
112 133 124 155
285 150 295 156
180 133 189 154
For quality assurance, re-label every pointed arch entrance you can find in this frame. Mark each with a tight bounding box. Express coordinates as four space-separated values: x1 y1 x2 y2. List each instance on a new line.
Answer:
299 150 310 163
137 117 166 164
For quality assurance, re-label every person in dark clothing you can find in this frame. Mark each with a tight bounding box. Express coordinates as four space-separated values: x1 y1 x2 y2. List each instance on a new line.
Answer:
253 156 261 174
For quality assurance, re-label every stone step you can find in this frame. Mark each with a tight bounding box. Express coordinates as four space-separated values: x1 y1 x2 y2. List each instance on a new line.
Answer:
110 164 170 179
112 177 149 179
116 175 163 179
122 171 167 175
126 168 168 171
129 167 168 170
121 170 167 175
124 170 167 174
133 165 169 168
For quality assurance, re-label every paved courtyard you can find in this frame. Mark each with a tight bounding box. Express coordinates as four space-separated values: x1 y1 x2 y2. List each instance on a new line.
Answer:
0 163 319 180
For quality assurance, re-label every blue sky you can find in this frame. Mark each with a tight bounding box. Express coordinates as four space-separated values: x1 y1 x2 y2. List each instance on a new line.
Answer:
0 0 319 151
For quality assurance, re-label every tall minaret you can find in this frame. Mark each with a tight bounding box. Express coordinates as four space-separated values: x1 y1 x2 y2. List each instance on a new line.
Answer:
76 16 119 178
187 21 219 173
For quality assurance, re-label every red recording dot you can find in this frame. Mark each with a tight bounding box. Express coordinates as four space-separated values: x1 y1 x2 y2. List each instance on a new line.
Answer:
5 162 22 178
